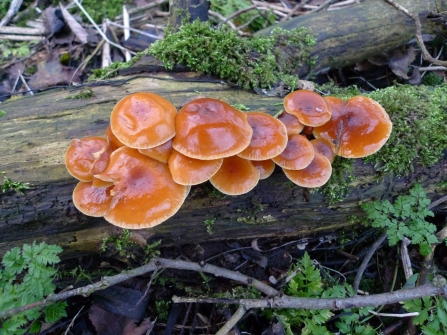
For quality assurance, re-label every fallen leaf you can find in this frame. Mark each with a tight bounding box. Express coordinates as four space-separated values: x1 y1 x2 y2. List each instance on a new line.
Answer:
389 46 418 79
60 4 88 44
44 7 65 35
122 317 154 335
27 60 81 90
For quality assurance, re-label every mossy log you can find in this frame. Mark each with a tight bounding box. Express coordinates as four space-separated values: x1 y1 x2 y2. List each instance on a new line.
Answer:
1 72 447 259
256 0 447 75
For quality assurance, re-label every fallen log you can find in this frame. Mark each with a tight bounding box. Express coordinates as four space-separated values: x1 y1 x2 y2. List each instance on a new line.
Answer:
256 0 447 76
1 71 446 258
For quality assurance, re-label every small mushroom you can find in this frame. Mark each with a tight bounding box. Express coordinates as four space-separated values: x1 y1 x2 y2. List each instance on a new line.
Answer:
277 110 304 135
95 146 189 229
283 152 332 188
172 98 253 160
65 136 109 182
210 155 260 195
251 159 276 180
72 181 113 217
272 134 314 170
238 111 288 161
284 90 332 127
313 96 393 158
168 149 223 185
106 125 125 149
310 138 335 163
110 92 177 149
139 138 174 164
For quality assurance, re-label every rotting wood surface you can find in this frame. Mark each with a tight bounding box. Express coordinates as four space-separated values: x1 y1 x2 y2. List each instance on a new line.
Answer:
1 72 446 258
256 0 447 76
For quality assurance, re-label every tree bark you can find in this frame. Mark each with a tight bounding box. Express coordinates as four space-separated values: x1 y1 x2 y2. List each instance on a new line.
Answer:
1 71 446 258
255 0 447 76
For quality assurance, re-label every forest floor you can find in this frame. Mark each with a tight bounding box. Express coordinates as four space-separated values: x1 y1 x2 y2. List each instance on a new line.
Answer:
1 0 447 334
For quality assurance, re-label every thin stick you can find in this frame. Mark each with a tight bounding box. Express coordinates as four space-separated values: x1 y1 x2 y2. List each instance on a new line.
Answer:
353 232 388 293
0 0 23 26
122 6 131 62
72 0 136 56
218 5 257 26
107 21 161 39
368 310 419 318
215 306 248 335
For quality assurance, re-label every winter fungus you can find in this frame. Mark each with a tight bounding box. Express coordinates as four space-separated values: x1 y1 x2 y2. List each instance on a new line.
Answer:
110 92 177 149
272 134 314 170
138 138 174 164
277 110 304 135
210 155 260 195
310 138 335 163
65 136 109 182
251 159 276 180
72 181 113 217
313 96 392 158
172 98 253 160
238 111 287 161
283 152 332 188
284 89 332 127
94 146 189 229
168 149 223 185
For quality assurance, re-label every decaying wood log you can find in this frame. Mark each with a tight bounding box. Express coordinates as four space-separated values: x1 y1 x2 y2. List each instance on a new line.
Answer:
256 0 447 76
1 71 447 258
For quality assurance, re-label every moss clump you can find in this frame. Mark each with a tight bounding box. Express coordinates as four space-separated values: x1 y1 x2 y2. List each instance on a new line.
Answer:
320 156 355 204
148 20 316 89
366 84 447 176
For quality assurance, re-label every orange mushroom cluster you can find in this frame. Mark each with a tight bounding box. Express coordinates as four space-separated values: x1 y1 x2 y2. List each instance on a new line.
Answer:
65 90 392 229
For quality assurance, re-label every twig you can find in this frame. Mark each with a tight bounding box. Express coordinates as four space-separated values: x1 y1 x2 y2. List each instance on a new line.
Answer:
122 6 131 62
208 11 238 30
353 232 388 293
107 21 161 39
310 0 333 13
115 0 168 19
172 282 446 310
215 306 248 335
0 34 43 41
219 5 258 26
400 237 413 280
0 26 44 35
0 258 278 319
0 0 23 26
101 20 111 69
368 310 419 318
72 0 136 56
384 0 447 66
63 306 84 335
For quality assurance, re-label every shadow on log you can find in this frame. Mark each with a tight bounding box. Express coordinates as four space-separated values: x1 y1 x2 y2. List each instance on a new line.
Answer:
1 72 447 258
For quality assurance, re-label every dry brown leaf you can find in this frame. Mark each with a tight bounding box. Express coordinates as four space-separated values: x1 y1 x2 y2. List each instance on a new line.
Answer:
122 318 154 335
60 4 88 44
389 46 418 79
27 60 81 90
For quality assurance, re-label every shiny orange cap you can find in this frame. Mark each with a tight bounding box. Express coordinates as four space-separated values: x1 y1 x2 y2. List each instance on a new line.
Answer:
284 90 331 127
272 134 314 170
283 152 332 188
172 98 253 160
110 92 177 149
238 111 287 161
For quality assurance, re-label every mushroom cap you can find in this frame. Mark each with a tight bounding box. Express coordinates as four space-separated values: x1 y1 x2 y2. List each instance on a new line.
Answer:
272 134 314 170
284 90 332 127
90 138 115 175
277 110 304 135
283 152 332 188
72 181 113 217
172 98 253 160
106 125 125 149
94 146 189 229
238 111 288 160
251 159 275 180
110 92 177 149
139 138 174 164
210 155 260 195
65 136 109 182
310 138 335 163
313 96 393 158
168 149 223 185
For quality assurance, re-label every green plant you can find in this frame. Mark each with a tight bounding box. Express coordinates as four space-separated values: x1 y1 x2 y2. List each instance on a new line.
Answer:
403 296 447 335
101 230 161 261
0 242 67 335
148 20 316 89
75 0 128 23
1 172 30 195
66 88 95 100
0 110 6 117
0 41 34 61
155 300 171 321
269 252 375 334
361 183 437 256
203 219 215 235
